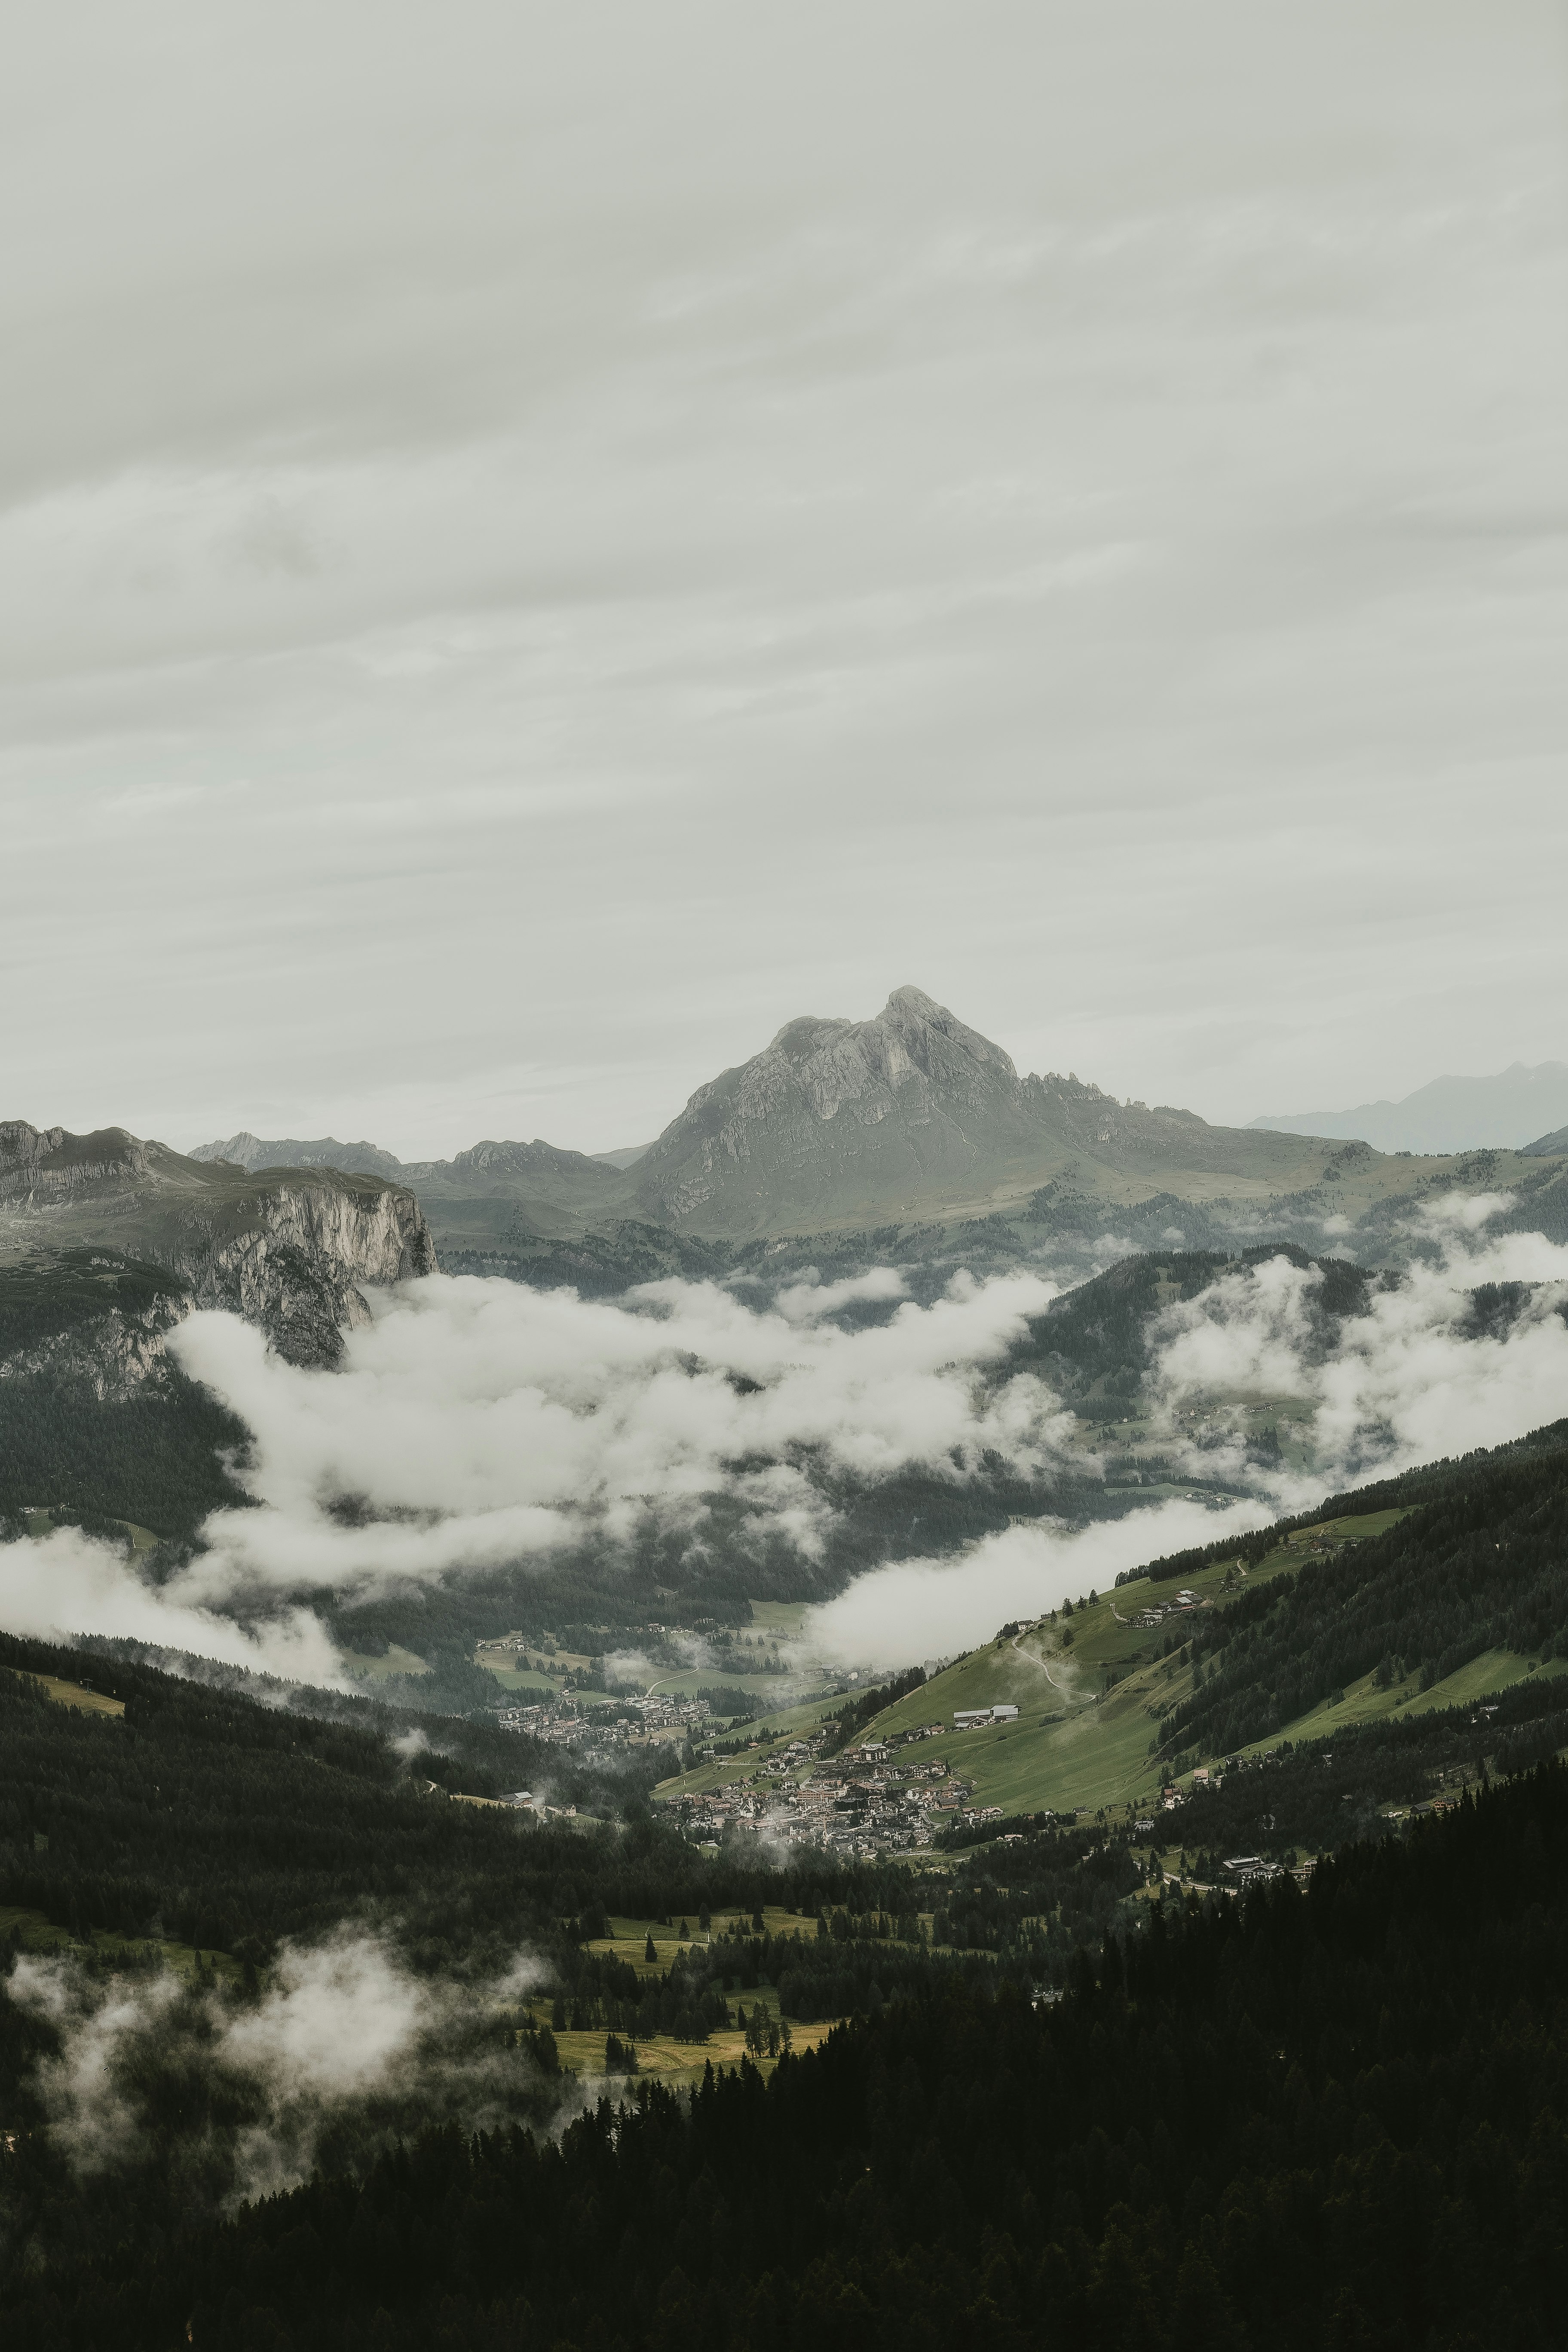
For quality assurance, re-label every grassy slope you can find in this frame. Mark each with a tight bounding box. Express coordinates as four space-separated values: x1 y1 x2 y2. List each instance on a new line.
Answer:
652 1692 856 1800
660 1508 1542 1820
0 1905 238 1979
4 1660 128 1718
338 1645 433 1681
863 1505 1568 1816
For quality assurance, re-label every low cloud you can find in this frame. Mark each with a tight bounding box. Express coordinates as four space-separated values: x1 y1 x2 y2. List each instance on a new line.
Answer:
1145 1209 1568 1491
0 1522 346 1684
799 1498 1269 1668
806 1213 1568 1666
7 1929 550 2205
11 1213 1568 1681
161 1268 1070 1608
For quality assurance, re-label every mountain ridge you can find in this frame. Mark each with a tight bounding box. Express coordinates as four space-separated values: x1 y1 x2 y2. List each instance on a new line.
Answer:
184 989 1568 1257
1250 1059 1568 1155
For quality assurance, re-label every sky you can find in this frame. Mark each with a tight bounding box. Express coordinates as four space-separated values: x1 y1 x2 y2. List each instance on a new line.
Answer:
3 0 1566 1159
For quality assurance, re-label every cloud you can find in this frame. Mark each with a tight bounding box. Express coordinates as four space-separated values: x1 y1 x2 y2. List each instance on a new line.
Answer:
799 1498 1272 1668
161 1267 1072 1606
0 1522 346 1684
15 1213 1568 1683
6 1929 551 2203
799 1216 1568 1666
4 7 1565 1158
1144 1215 1568 1490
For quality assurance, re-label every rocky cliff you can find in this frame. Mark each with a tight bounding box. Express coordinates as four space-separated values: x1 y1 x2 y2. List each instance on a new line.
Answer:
0 1122 436 1369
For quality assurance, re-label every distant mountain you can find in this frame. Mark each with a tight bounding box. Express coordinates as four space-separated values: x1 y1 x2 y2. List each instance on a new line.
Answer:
190 1132 408 1179
187 992 1568 1259
621 985 1343 1236
591 1144 652 1170
188 1130 621 1248
1522 1125 1568 1158
1249 1062 1568 1155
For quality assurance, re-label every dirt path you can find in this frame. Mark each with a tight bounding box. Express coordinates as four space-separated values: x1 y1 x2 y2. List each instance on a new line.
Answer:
1010 1626 1081 1706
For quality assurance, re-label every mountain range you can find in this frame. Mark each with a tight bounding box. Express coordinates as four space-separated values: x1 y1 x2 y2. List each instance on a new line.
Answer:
189 986 1568 1260
1250 1060 1568 1155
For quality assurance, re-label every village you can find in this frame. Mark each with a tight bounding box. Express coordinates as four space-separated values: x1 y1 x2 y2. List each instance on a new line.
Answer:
658 1711 1034 1856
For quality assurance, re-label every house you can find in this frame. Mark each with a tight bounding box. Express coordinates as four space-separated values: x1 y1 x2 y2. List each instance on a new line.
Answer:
952 1705 1018 1727
1221 1856 1281 1887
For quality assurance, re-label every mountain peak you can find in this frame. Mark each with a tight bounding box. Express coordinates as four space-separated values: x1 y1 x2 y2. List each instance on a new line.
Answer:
876 985 1019 1081
630 986 1034 1231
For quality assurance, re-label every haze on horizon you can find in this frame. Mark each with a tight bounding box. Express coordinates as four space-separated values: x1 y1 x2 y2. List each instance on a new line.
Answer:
3 1 1566 1160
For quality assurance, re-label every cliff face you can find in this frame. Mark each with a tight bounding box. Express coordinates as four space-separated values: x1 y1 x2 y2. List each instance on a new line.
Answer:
0 1122 437 1369
162 1172 437 1364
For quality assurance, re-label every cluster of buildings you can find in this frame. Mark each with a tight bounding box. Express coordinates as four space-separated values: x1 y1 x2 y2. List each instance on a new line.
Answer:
493 1692 712 1752
660 1717 1019 1857
1132 1589 1204 1631
495 1697 586 1746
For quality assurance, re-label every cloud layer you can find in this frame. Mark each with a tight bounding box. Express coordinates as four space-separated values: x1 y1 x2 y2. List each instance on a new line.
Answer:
6 1210 1568 1680
799 1208 1568 1663
162 1267 1069 1604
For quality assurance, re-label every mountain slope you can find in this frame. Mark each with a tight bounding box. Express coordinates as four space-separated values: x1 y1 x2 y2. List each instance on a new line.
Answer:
830 1419 1568 1820
626 986 1348 1237
1250 1060 1568 1153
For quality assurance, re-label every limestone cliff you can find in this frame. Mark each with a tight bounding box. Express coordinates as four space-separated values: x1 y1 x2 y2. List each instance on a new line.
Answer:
0 1122 436 1369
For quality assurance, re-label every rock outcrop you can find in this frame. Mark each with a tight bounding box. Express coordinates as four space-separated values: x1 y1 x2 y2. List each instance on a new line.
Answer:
0 1122 437 1369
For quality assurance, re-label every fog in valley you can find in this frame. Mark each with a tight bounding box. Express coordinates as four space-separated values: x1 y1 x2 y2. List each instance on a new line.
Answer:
5 1200 1568 1678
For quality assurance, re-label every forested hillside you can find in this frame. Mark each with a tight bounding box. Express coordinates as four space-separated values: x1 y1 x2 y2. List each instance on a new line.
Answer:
1161 1425 1568 1764
8 1761 1567 2351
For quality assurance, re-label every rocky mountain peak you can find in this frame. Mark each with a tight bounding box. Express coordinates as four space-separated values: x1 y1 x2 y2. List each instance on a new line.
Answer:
629 987 1042 1232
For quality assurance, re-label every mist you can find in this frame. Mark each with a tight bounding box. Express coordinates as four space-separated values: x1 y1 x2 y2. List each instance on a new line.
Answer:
0 1521 349 1686
799 1204 1568 1666
1145 1200 1568 1491
160 1267 1070 1609
8 1208 1568 1680
6 1929 551 2206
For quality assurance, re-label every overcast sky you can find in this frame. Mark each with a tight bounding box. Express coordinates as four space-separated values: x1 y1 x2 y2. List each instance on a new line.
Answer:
4 1 1566 1158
